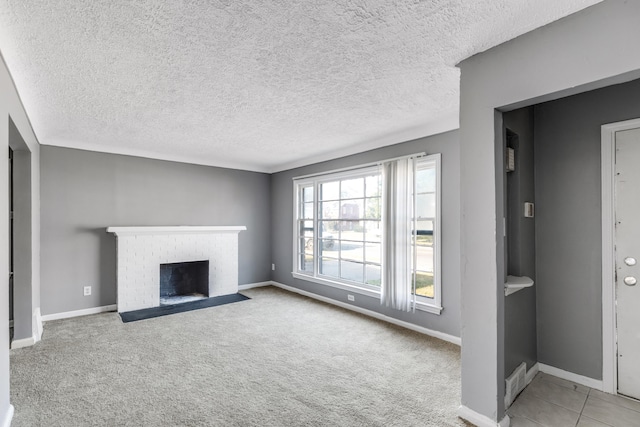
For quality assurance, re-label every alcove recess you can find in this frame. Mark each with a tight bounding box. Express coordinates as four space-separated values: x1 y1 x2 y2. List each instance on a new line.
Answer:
505 128 534 296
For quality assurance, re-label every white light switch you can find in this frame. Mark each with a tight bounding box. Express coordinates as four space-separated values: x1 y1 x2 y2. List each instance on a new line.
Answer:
506 148 515 172
524 202 534 218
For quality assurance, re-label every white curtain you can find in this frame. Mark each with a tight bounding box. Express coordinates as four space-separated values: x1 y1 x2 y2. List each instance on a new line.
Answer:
380 158 414 311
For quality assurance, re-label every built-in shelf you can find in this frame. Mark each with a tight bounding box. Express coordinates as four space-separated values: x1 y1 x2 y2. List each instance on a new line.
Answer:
504 275 534 296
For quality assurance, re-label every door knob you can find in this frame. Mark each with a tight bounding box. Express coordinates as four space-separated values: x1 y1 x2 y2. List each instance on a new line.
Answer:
624 276 637 286
624 257 637 266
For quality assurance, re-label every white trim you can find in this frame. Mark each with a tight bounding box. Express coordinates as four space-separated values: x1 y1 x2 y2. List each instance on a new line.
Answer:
291 272 443 314
7 313 41 342
538 363 603 390
601 118 640 394
526 362 540 385
457 405 510 427
106 225 246 236
412 300 442 315
34 307 43 342
271 281 459 345
429 153 443 311
292 182 300 283
41 304 117 322
1 405 14 427
10 335 35 349
238 281 272 291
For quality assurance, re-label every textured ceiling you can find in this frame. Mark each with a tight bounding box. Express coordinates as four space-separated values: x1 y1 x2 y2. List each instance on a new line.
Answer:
0 0 600 172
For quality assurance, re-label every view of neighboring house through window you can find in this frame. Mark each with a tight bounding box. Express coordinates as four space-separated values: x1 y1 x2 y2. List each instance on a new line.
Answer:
293 154 441 313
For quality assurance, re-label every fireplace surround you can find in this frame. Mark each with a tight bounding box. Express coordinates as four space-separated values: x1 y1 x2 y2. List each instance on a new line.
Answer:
106 226 246 313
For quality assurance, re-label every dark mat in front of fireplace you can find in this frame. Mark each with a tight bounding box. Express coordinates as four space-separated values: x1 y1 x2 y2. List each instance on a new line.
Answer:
119 293 250 323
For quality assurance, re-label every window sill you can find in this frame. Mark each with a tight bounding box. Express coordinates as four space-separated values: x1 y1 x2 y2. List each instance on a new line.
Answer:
291 272 442 315
414 301 443 315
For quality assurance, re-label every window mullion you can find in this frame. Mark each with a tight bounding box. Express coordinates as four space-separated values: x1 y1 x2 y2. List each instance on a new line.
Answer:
314 182 319 276
412 159 418 312
337 180 342 280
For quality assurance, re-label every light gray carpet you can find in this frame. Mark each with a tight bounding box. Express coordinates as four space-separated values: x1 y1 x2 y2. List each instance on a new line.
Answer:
10 286 468 426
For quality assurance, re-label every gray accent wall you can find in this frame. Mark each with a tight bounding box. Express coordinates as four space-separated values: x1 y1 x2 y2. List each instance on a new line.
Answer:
534 77 640 380
40 146 271 316
503 108 537 378
271 130 461 337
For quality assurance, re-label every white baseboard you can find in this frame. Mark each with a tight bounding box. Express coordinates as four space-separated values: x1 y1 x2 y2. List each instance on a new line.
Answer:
457 405 510 427
526 362 540 385
8 308 43 348
33 307 43 342
238 281 272 291
1 405 14 427
538 363 603 390
41 304 117 322
11 335 36 349
271 281 461 346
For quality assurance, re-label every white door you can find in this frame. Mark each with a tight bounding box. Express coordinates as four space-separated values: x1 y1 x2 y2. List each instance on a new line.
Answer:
615 127 640 400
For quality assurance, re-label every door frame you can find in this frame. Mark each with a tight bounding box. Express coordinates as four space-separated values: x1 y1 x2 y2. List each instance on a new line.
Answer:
601 117 640 394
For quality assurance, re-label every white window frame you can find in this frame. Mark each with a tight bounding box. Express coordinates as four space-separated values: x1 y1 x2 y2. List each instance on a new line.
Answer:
413 154 442 313
291 154 442 315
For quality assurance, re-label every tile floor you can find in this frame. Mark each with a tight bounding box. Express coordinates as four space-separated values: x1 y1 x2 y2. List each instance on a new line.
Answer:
508 372 640 426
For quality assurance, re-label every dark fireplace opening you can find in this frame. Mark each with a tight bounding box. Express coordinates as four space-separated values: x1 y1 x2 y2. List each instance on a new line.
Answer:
159 260 209 306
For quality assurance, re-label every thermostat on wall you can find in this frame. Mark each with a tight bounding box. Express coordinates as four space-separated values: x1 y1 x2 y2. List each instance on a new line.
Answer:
524 202 534 218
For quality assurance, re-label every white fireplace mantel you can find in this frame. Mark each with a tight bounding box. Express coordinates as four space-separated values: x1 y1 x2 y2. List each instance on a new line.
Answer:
107 225 246 313
106 225 246 236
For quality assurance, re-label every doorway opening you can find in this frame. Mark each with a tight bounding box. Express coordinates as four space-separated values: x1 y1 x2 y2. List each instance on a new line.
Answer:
499 78 640 407
7 117 33 348
8 147 13 343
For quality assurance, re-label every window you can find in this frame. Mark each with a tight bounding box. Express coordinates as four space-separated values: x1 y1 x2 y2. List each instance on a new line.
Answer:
295 167 381 287
413 158 438 301
293 154 441 314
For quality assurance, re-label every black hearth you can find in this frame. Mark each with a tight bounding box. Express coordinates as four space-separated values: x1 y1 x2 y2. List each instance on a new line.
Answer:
159 260 209 306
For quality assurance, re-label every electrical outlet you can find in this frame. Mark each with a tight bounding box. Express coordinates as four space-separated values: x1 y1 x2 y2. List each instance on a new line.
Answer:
271 263 276 271
347 294 355 302
83 286 91 296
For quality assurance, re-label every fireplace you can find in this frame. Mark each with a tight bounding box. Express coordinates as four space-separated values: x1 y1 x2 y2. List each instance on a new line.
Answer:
106 226 246 313
160 260 209 305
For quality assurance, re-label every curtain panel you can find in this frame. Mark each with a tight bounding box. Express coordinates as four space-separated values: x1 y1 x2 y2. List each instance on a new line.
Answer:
380 158 414 311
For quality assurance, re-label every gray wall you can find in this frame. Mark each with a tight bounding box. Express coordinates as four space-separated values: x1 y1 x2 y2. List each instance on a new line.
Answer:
271 130 461 337
503 108 537 377
10 118 33 341
40 146 271 315
534 77 640 380
0 51 42 427
458 0 640 421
